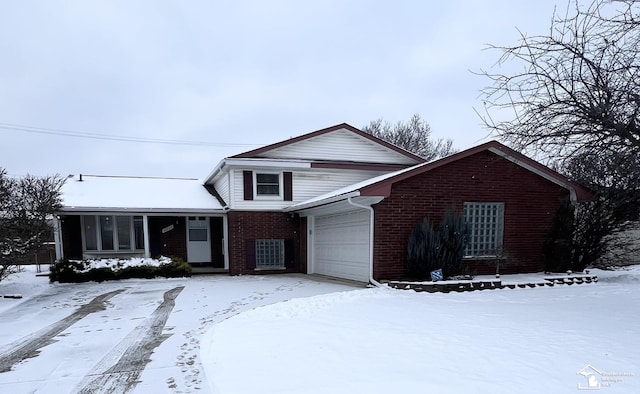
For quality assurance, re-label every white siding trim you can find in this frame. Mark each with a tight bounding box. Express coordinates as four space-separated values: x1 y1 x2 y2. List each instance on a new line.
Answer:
262 129 419 165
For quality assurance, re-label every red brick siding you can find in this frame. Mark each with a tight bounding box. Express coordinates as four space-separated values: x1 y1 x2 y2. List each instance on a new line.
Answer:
148 216 187 261
227 211 303 275
372 150 570 279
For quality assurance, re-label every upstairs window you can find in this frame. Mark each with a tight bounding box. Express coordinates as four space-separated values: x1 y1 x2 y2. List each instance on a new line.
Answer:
255 173 280 196
463 202 504 257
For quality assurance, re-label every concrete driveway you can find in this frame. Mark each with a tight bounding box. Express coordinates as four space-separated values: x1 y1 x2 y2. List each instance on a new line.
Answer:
0 274 358 393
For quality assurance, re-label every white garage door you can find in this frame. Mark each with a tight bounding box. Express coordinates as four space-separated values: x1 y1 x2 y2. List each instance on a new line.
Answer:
313 209 370 282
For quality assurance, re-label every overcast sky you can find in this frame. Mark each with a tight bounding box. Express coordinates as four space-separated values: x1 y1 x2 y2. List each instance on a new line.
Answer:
0 0 566 179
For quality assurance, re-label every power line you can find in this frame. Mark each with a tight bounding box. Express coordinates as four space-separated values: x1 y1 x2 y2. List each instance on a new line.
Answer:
0 121 264 147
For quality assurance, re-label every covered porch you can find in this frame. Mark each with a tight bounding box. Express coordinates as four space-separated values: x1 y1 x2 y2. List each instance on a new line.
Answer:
56 175 228 269
55 213 228 269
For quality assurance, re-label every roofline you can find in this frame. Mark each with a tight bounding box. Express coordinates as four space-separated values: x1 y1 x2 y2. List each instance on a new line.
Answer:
203 160 226 185
287 140 593 212
360 141 593 201
310 162 409 171
229 123 427 163
204 158 313 184
284 191 361 212
59 207 226 214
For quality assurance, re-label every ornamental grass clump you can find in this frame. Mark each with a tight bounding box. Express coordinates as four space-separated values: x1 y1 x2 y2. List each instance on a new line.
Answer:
406 210 469 280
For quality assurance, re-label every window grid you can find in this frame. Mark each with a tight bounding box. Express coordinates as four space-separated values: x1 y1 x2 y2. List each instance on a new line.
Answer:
255 239 285 269
463 203 504 257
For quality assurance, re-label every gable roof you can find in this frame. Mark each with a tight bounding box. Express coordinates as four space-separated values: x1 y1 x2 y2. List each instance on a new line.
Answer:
287 141 592 211
230 123 426 164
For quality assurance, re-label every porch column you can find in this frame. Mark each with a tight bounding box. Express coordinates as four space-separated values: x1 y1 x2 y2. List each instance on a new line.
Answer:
222 214 229 269
143 214 150 258
53 216 63 261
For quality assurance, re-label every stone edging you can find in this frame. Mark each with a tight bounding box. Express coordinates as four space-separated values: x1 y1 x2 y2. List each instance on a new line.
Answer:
383 275 598 293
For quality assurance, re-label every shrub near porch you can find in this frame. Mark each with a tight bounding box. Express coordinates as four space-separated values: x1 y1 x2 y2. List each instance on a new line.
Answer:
49 256 191 283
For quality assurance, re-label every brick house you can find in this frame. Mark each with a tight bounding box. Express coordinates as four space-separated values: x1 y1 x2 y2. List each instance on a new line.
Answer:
55 124 591 282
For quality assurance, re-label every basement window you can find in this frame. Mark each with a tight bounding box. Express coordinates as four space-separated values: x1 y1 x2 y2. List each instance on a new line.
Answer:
463 202 504 257
255 239 285 269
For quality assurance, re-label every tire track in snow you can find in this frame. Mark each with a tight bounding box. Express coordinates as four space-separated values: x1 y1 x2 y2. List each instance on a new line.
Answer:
75 286 184 394
0 289 125 373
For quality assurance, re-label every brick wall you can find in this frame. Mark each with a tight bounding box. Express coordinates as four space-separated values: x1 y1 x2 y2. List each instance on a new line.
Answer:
227 211 303 275
372 150 570 279
148 216 187 261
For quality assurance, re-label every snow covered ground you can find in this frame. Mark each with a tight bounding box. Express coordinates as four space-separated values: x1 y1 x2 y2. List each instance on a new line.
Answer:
1 266 638 393
202 267 640 394
0 267 358 393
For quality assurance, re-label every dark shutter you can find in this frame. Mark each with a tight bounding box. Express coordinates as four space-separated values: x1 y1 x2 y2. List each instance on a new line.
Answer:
245 239 256 269
283 172 293 201
284 239 295 269
243 171 253 200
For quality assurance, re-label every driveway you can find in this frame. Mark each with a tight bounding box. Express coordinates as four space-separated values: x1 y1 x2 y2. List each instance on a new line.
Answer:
0 274 358 393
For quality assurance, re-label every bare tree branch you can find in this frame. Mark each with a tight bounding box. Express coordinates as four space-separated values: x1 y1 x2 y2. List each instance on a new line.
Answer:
362 114 456 161
477 0 640 158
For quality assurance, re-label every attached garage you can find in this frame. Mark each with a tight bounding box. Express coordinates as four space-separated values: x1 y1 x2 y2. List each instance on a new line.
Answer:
311 209 370 282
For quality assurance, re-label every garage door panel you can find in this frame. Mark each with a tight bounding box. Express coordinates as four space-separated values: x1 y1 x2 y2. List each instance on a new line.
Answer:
313 210 370 282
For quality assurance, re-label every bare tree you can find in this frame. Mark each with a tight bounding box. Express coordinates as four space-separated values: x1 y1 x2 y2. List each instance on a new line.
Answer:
565 150 640 267
478 0 640 159
479 0 640 268
362 114 456 161
0 168 64 281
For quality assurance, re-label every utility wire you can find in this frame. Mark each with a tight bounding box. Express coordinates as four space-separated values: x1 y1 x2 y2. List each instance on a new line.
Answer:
0 121 264 147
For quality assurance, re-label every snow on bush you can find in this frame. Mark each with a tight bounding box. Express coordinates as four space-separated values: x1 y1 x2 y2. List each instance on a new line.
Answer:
49 256 191 283
71 256 172 273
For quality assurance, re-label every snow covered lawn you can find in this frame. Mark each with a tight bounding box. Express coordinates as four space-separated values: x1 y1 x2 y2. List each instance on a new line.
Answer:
2 267 639 393
202 267 640 394
0 267 358 393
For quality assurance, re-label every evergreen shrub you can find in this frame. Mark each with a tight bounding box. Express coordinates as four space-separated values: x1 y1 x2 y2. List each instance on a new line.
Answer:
49 257 192 283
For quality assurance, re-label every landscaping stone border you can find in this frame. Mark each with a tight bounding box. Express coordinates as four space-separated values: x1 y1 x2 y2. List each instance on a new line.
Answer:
384 275 598 293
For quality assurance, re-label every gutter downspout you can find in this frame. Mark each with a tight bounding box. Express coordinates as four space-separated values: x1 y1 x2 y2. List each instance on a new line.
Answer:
347 196 384 288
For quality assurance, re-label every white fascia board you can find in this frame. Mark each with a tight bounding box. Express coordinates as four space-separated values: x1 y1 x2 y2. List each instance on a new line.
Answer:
205 158 311 184
204 160 227 184
59 207 226 215
284 191 361 212
294 196 384 217
224 158 312 169
488 147 578 201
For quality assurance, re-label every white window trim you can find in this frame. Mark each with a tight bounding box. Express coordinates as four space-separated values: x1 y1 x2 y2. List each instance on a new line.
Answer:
463 202 504 258
253 171 283 200
81 215 145 253
255 239 286 270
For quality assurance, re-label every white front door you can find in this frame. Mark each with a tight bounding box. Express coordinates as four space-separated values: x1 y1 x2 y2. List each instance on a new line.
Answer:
186 216 211 263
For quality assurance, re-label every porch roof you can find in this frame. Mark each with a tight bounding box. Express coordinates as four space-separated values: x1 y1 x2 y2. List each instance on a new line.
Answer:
59 174 225 214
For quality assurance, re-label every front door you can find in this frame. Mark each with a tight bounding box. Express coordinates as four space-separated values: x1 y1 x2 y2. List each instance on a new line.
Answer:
186 216 211 263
